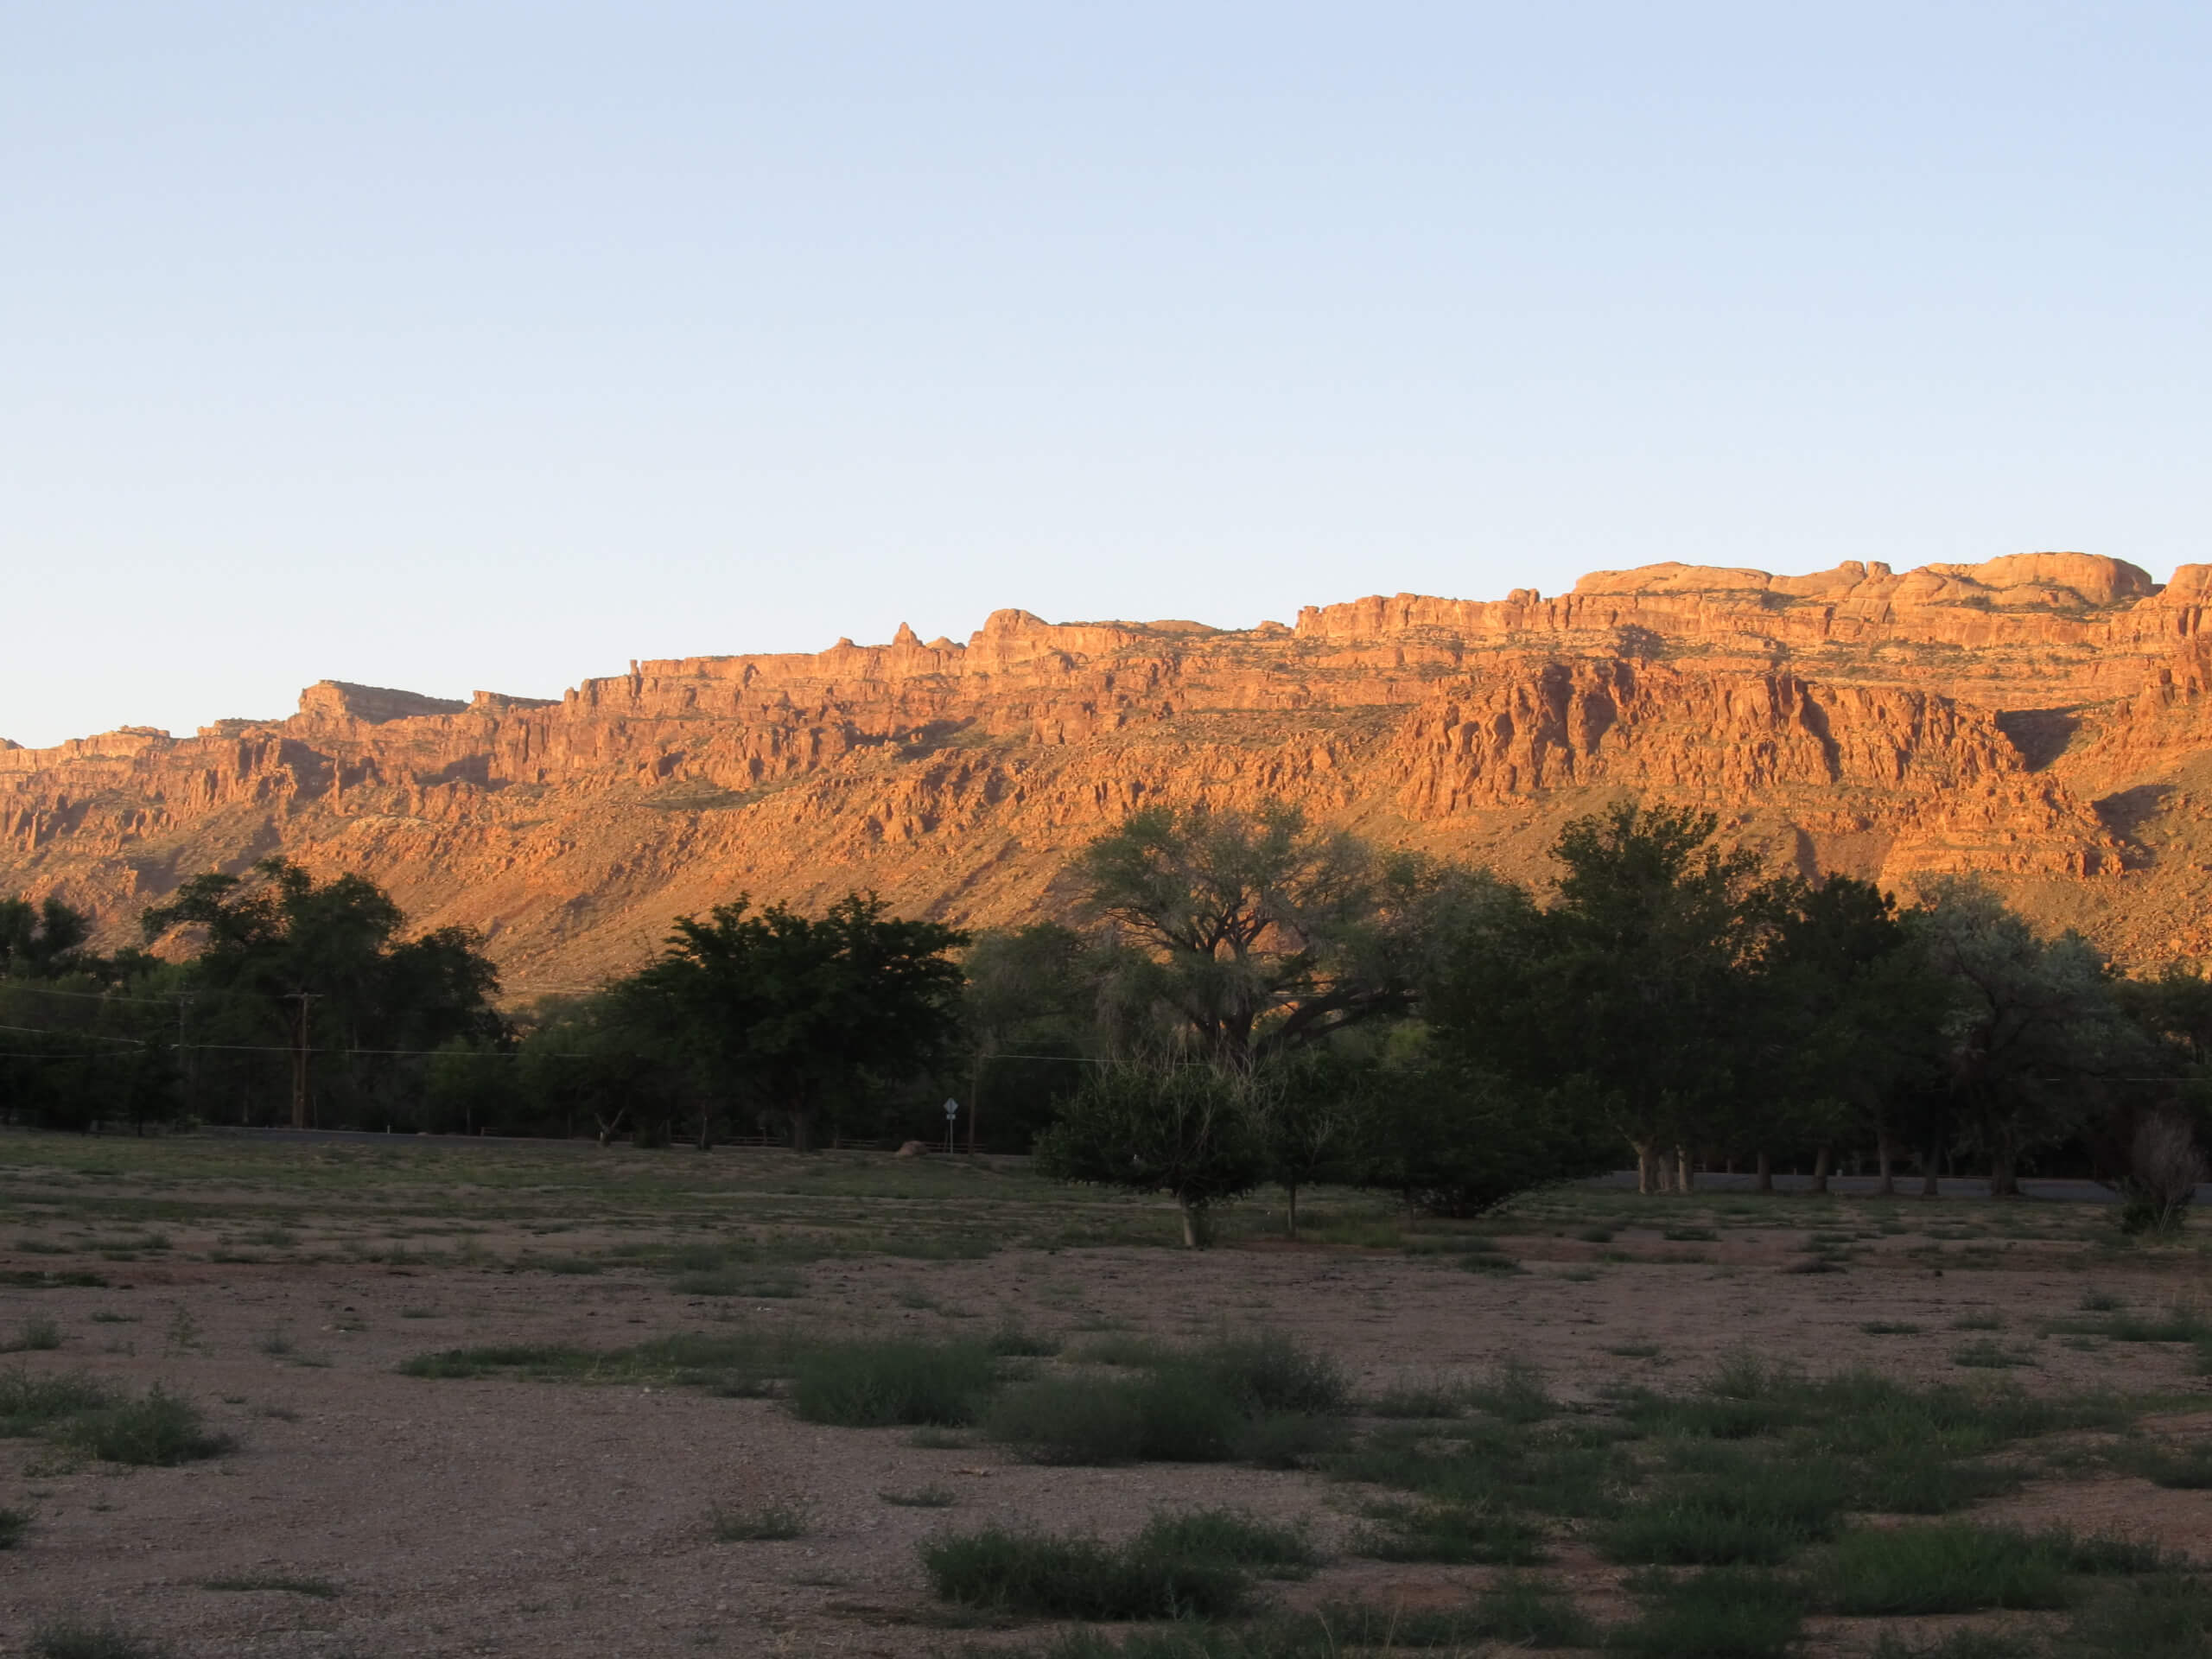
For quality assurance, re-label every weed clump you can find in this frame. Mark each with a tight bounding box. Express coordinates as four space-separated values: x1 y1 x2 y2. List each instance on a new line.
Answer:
986 1332 1346 1467
709 1502 807 1541
1613 1567 1807 1659
1824 1522 2158 1614
28 1616 173 1659
63 1387 232 1466
920 1514 1258 1619
789 1338 996 1427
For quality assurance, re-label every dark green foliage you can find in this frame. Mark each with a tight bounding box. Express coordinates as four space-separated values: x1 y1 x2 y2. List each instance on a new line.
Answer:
397 1344 599 1379
986 1333 1345 1465
788 1338 996 1427
617 891 969 1150
139 856 505 1131
919 1522 1250 1619
1870 1632 2037 1659
1355 1499 1547 1564
62 1387 232 1465
1464 1357 1555 1423
0 1506 28 1548
1602 1451 1847 1565
28 1618 174 1659
0 1367 115 1433
1071 800 1459 1069
200 1575 340 1599
1133 1510 1317 1579
1331 1417 1627 1522
1611 1567 1808 1659
2121 1439 2212 1489
2063 1573 2212 1659
1823 1523 2153 1615
1033 1061 1263 1247
1344 1054 1606 1218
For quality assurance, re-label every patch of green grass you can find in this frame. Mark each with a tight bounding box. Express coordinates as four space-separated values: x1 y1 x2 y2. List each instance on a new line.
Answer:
200 1574 340 1599
880 1484 958 1507
1953 1338 2036 1369
62 1386 232 1465
28 1617 172 1659
1369 1376 1468 1419
709 1501 807 1541
1612 1567 1807 1659
1316 1574 1593 1648
1602 1451 1847 1566
789 1338 996 1427
987 1333 1346 1467
2063 1573 2212 1658
1135 1510 1318 1579
1870 1630 2038 1658
397 1343 600 1379
2120 1439 2212 1489
985 1323 1059 1358
1355 1499 1546 1564
1465 1357 1555 1424
920 1522 1250 1620
1824 1523 2155 1614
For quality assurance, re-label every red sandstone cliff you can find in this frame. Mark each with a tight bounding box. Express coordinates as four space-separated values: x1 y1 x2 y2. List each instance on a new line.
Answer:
9 553 2212 992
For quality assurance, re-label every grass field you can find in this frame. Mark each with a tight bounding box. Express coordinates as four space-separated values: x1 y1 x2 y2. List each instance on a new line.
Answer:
1 1128 2209 1657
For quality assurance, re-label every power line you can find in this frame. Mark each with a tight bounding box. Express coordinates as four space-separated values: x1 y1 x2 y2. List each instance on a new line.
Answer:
0 1022 144 1046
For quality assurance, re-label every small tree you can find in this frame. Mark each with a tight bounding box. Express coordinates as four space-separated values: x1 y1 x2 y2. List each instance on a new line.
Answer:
1033 1060 1262 1247
1346 1055 1605 1219
1249 1051 1357 1239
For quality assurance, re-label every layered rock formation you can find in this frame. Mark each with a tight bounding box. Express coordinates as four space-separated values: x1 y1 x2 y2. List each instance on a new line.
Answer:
9 552 2212 992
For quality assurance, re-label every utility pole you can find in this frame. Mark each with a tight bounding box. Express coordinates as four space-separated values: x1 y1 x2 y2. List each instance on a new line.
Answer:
283 992 321 1130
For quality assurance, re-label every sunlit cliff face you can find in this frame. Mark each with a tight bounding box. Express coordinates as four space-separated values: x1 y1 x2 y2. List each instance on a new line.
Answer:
9 553 2212 991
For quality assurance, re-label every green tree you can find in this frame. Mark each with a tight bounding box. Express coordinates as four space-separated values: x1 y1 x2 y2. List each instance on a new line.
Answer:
958 922 1118 1151
0 894 94 979
1247 1048 1360 1238
1425 802 1776 1192
620 892 969 1151
141 858 503 1128
1911 878 2148 1196
1033 1059 1262 1247
1071 801 1468 1070
1752 874 1950 1194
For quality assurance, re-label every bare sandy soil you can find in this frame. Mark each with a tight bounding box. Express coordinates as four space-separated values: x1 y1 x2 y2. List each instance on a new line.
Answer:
2 1135 2209 1657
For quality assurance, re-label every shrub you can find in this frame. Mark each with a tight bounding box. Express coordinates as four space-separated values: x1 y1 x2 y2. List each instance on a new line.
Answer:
709 1502 806 1541
919 1524 1249 1619
1231 1410 1348 1469
986 1375 1173 1465
397 1344 595 1379
0 1506 28 1548
2122 1440 2212 1489
1315 1576 1592 1649
1135 1509 1317 1578
1825 1523 2078 1614
28 1618 173 1659
1465 1357 1555 1424
1191 1332 1349 1417
9 1317 61 1353
2063 1573 2212 1657
0 1368 114 1435
62 1388 232 1466
880 1484 957 1508
1612 1567 1807 1659
1356 1500 1547 1565
1602 1454 1846 1567
788 1338 995 1427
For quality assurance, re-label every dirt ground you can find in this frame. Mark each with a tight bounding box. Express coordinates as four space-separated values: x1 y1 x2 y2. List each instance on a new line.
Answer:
2 1131 2209 1658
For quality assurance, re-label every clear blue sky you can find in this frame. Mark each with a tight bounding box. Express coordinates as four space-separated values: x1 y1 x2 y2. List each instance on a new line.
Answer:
5 3 2208 747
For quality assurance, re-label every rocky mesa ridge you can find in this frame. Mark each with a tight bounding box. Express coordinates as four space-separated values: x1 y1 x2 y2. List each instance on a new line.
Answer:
9 551 2212 992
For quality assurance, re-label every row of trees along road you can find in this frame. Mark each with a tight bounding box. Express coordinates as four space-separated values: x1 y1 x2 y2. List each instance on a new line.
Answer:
1 805 2206 1243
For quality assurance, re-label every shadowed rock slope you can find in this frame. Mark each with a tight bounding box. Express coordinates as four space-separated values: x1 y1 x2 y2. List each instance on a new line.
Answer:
10 552 2212 992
